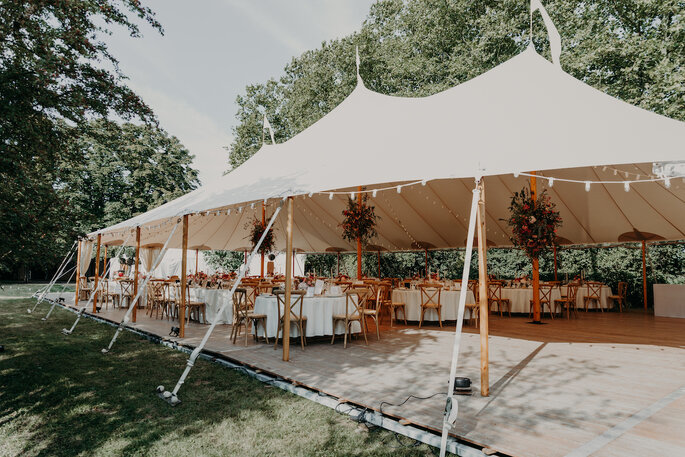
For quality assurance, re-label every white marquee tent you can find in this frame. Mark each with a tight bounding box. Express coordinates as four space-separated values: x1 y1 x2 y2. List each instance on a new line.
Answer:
94 45 685 251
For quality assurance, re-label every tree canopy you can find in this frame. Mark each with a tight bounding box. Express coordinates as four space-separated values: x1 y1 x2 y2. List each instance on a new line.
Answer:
0 1 199 276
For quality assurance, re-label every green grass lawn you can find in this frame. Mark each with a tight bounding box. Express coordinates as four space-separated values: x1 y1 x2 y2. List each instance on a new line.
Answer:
0 283 73 298
0 298 442 456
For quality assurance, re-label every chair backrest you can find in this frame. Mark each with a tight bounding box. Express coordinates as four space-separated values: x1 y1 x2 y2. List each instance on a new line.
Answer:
371 285 388 312
274 290 306 323
334 280 353 292
467 280 479 301
419 283 442 306
487 281 503 301
345 288 368 318
566 283 579 303
78 276 90 289
618 281 628 299
232 288 249 322
119 279 133 295
539 283 554 302
586 281 602 299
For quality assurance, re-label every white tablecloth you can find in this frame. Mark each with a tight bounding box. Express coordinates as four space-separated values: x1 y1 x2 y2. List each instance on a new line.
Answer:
653 284 685 318
190 287 233 324
391 289 476 322
254 294 361 338
501 285 614 313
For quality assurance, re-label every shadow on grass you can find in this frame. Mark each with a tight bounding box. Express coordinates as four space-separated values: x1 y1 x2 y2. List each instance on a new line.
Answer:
0 299 440 456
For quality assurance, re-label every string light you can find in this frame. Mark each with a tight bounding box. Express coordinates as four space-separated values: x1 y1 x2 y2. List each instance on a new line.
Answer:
513 172 520 178
548 177 554 187
665 178 671 189
396 186 402 194
329 193 333 200
585 181 591 192
308 192 313 197
421 179 427 186
350 192 356 200
624 181 630 192
250 203 255 209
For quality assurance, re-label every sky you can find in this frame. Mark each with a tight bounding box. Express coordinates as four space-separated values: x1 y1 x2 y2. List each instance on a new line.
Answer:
104 0 377 186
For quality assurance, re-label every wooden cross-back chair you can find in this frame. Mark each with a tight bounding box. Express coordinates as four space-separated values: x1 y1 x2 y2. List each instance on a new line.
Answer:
607 282 627 312
231 288 268 346
146 280 167 319
554 283 580 319
332 288 368 348
172 284 207 325
583 281 603 312
418 282 443 328
273 290 307 350
487 281 511 317
362 284 387 341
100 278 119 309
118 279 134 308
529 283 555 319
77 276 92 301
257 283 274 295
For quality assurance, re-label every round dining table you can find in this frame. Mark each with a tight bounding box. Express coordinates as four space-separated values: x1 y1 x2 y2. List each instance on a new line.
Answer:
501 284 614 313
391 288 476 322
254 294 361 338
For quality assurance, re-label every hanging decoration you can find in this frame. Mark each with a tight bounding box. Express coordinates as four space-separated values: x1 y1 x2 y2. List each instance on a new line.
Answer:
506 186 562 258
340 194 378 247
247 217 275 254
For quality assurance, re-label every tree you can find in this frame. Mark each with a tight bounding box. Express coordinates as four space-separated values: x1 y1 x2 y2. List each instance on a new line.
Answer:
58 120 199 234
203 251 245 273
0 0 162 275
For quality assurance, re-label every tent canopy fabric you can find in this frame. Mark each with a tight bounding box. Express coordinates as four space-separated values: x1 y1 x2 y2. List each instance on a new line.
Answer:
94 46 685 253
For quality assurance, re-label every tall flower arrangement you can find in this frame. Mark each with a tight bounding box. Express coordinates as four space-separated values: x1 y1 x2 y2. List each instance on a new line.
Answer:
340 194 378 247
247 217 275 254
506 187 562 258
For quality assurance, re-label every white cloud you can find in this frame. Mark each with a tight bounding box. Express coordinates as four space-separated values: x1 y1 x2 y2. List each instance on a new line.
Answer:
130 82 233 187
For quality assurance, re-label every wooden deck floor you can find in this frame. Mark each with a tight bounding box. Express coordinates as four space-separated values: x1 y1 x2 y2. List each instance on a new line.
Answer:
62 298 685 457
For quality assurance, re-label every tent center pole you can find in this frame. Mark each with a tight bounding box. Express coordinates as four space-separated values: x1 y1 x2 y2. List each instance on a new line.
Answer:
132 227 141 322
531 171 541 323
93 234 102 313
180 215 189 338
476 180 489 397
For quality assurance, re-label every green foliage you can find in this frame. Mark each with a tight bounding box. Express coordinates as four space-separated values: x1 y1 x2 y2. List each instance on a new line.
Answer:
246 216 276 254
506 187 563 258
227 0 684 169
57 120 199 234
0 0 163 274
340 194 379 247
203 250 245 273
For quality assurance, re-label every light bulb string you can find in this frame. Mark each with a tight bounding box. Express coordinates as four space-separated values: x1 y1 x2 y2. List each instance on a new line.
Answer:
517 171 683 186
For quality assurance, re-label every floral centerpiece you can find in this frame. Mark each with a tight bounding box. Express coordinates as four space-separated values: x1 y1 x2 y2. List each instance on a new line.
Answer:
246 217 276 254
505 187 562 258
340 194 379 246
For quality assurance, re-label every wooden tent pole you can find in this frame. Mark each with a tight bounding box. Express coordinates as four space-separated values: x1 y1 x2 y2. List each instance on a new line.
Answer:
337 252 340 276
292 250 295 274
180 214 189 338
531 172 541 323
74 239 82 306
132 227 141 323
261 202 266 277
92 234 101 313
103 245 108 282
476 180 489 396
642 240 648 310
377 250 381 278
195 249 199 274
425 249 428 278
357 188 363 278
553 245 558 282
283 197 294 361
